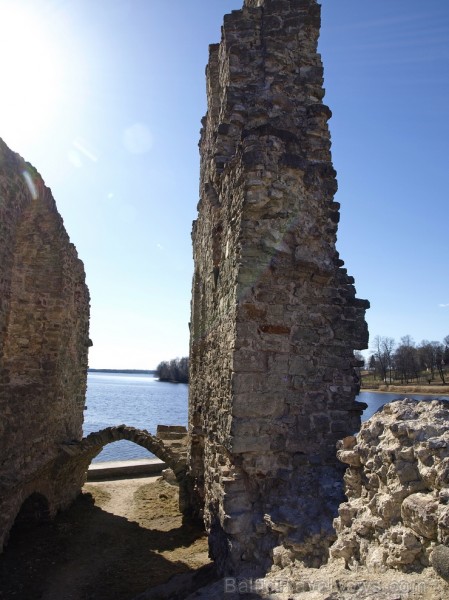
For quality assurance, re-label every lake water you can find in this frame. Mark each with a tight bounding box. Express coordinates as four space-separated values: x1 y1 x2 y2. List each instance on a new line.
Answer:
84 372 188 463
360 391 448 420
84 372 448 463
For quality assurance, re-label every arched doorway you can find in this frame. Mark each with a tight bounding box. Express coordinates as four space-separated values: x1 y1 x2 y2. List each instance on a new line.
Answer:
10 492 51 535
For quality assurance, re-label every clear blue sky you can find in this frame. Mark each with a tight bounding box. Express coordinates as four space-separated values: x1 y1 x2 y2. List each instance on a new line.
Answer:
1 0 448 368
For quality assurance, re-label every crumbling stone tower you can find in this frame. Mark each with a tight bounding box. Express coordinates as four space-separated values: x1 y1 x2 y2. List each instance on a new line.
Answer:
0 138 90 550
188 0 369 575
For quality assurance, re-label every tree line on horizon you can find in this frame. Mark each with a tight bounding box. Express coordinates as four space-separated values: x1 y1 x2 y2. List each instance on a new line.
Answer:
156 356 189 383
157 335 449 387
359 334 449 385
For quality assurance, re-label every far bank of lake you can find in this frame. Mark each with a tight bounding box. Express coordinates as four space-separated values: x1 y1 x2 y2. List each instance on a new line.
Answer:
363 384 449 396
84 372 449 463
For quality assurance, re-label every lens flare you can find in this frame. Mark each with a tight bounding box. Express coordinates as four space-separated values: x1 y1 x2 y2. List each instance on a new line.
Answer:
22 170 38 200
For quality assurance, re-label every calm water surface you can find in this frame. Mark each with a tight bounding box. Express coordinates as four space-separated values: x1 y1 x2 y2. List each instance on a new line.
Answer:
84 372 188 462
84 372 448 463
360 391 448 420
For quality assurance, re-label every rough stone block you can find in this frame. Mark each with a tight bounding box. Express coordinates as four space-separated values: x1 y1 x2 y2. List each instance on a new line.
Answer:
232 392 284 418
432 544 449 582
401 493 438 539
230 435 272 454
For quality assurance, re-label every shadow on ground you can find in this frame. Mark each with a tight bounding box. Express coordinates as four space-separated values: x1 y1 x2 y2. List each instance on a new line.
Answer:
0 481 209 600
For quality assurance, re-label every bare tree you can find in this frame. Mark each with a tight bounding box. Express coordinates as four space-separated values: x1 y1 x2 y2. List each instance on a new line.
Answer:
382 337 395 384
368 333 448 386
394 336 419 384
372 336 387 382
434 341 447 385
372 336 395 383
418 340 437 381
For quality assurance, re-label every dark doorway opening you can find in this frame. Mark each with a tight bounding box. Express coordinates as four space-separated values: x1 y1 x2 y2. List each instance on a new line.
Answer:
11 492 51 534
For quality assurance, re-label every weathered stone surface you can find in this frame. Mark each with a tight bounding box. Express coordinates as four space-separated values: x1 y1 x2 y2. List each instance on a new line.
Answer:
0 138 90 551
402 493 438 540
431 544 449 582
331 399 449 572
187 0 368 575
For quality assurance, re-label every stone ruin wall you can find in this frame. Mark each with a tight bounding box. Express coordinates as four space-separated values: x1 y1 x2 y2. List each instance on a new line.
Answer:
0 138 90 550
188 0 369 575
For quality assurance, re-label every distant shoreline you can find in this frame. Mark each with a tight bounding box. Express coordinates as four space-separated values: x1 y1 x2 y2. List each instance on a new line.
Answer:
362 386 449 397
88 368 157 375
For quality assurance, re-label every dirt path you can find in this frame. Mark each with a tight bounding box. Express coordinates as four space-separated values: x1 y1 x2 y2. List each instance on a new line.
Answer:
88 477 147 520
0 477 210 600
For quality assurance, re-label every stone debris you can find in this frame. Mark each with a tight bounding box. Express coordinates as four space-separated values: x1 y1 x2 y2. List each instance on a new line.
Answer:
161 468 178 485
181 562 449 600
330 399 449 578
168 400 449 598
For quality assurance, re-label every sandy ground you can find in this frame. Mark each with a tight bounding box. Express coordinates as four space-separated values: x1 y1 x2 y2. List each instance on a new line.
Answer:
0 477 210 600
3 477 448 600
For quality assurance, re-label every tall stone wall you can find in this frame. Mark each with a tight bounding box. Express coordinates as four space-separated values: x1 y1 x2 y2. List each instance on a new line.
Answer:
0 138 90 550
188 0 369 575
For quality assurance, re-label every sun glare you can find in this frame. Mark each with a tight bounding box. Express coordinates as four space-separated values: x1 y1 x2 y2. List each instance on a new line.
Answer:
0 2 64 147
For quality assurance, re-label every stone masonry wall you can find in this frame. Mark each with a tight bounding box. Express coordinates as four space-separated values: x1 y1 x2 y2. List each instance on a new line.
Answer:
188 0 369 575
0 138 90 550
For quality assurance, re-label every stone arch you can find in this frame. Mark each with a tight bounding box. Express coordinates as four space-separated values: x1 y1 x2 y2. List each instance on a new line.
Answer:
59 425 191 513
79 426 187 476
